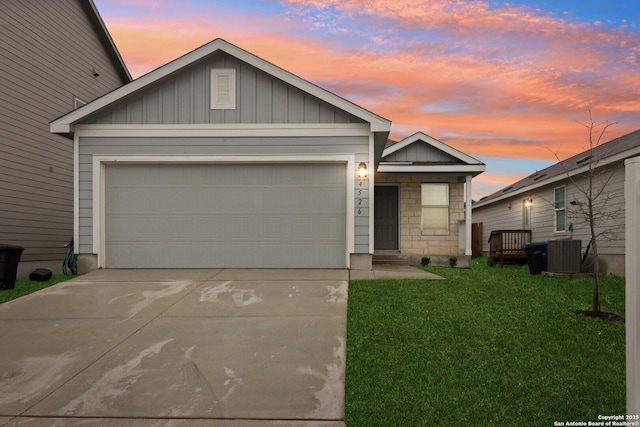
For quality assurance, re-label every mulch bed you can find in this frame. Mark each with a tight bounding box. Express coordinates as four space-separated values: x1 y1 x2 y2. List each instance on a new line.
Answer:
574 310 625 323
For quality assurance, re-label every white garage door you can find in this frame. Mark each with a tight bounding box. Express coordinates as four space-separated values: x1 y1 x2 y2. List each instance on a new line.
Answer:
104 163 347 268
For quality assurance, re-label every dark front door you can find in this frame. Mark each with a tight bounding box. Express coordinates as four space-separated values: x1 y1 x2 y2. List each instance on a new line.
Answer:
374 185 399 250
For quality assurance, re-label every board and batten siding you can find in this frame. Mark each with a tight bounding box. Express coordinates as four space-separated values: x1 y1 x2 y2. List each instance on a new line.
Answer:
562 162 626 255
90 52 365 127
78 136 371 256
383 144 460 163
0 0 127 271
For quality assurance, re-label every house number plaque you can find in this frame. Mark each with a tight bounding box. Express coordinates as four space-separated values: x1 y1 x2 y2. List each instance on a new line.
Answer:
356 178 368 216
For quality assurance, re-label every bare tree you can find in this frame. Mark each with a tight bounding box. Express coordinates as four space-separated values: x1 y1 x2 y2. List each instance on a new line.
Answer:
552 110 623 314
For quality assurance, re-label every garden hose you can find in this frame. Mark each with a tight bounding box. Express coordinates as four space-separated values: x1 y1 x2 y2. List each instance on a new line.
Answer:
63 240 78 275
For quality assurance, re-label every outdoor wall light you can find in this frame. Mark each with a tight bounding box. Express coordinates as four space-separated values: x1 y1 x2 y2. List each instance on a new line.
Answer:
524 199 533 207
357 162 368 178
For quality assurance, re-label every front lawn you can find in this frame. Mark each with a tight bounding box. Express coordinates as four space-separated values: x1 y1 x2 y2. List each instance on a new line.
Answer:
346 258 625 426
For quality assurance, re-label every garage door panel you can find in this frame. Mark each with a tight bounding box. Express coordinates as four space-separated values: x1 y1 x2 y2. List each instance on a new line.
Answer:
105 163 347 268
106 240 343 269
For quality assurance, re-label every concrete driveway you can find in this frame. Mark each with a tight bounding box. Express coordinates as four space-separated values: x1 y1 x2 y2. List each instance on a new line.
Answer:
0 269 348 427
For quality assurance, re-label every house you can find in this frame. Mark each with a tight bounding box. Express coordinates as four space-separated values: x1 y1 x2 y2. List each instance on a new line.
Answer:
375 132 485 265
473 129 640 277
50 38 484 271
1 0 131 278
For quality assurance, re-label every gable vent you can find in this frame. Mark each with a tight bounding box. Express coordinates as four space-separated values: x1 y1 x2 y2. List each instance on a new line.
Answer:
211 69 236 110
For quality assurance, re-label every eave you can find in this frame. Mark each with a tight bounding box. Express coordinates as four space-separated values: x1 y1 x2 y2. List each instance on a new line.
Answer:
473 144 640 209
377 163 486 176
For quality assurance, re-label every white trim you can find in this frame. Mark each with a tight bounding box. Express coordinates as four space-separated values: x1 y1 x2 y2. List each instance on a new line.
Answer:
382 131 484 165
50 38 391 134
420 182 450 232
91 154 355 269
522 199 532 228
553 185 567 233
377 164 486 174
368 133 375 253
465 175 472 256
346 161 355 267
73 134 80 254
625 156 640 415
74 123 373 138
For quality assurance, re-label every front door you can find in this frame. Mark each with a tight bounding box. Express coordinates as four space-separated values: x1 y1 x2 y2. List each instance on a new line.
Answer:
374 185 399 250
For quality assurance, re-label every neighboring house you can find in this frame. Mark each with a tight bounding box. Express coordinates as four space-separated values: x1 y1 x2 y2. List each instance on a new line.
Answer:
473 129 640 277
375 132 485 265
1 0 130 278
50 38 484 271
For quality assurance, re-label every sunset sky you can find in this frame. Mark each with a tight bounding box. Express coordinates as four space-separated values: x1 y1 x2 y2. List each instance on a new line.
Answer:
93 0 640 199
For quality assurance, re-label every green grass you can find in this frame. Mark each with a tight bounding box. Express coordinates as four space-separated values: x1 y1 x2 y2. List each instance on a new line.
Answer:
0 274 74 304
346 257 626 427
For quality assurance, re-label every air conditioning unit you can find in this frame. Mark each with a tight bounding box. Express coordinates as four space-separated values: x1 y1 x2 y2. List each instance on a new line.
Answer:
548 240 581 274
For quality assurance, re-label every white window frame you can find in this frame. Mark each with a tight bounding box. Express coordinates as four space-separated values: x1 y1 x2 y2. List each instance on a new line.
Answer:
523 199 532 228
421 182 450 233
211 69 236 110
554 185 566 233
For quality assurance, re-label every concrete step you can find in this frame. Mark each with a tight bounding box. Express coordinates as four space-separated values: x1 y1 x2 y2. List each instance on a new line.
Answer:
372 253 410 265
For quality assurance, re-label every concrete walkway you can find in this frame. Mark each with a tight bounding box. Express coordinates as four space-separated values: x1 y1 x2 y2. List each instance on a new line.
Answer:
0 269 348 426
350 263 444 280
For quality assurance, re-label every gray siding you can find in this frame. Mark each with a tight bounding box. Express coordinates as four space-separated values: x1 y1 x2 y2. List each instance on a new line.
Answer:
0 0 127 266
473 161 627 260
77 136 370 255
91 53 365 126
384 143 460 163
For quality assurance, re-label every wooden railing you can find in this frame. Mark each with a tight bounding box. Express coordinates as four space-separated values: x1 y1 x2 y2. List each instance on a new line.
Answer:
488 229 532 267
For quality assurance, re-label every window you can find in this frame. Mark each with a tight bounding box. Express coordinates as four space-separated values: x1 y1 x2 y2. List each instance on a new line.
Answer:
554 186 566 232
211 69 236 109
523 199 532 228
421 183 449 231
74 97 86 109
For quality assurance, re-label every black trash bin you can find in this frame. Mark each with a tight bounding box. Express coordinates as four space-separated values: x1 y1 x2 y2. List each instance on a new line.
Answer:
524 241 548 275
0 244 25 289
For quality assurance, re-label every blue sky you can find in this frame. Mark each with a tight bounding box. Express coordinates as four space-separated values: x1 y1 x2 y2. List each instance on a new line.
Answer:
94 0 640 198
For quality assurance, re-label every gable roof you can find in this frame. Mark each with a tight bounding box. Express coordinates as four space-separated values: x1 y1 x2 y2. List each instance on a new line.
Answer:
473 128 640 208
50 38 391 135
81 0 131 83
377 131 486 176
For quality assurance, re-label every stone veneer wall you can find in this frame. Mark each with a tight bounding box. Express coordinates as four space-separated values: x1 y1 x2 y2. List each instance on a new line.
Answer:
375 174 465 256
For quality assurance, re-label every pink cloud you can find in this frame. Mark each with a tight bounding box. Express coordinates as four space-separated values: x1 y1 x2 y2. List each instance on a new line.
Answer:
100 0 639 173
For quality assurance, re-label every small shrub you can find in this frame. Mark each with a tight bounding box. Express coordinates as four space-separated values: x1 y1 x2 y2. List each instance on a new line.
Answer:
421 256 431 266
449 256 458 268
